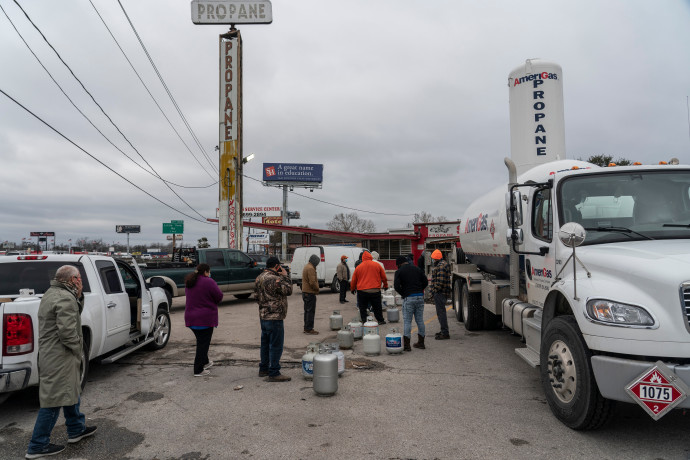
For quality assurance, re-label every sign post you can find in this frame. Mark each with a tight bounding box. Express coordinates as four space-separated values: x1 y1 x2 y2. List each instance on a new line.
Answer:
191 0 272 250
116 225 141 255
163 221 184 260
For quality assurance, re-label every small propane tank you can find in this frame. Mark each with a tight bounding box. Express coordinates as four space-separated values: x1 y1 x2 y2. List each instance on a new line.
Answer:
301 343 319 380
363 316 379 337
386 306 400 323
313 348 338 396
348 318 363 340
385 328 403 354
329 343 346 376
395 293 403 306
337 325 354 349
330 310 343 331
382 290 395 309
362 329 381 356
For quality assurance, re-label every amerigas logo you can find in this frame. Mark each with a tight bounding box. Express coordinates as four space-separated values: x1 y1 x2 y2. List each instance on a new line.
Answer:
464 213 488 233
532 266 553 278
513 71 558 86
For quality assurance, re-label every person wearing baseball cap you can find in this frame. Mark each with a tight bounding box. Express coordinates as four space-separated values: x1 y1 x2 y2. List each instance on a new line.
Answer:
336 255 351 304
429 250 451 340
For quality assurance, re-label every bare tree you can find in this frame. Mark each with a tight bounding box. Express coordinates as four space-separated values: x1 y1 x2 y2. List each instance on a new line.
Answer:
197 237 210 248
413 211 449 224
327 213 376 233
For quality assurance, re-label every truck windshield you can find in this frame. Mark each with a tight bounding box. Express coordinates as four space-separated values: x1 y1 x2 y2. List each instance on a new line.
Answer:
0 262 90 296
558 170 690 245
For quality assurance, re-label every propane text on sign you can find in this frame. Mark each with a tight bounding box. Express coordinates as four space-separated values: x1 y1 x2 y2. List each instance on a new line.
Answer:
221 37 238 141
191 1 273 24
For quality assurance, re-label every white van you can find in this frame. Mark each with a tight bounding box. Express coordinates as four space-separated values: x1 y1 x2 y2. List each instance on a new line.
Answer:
290 246 365 292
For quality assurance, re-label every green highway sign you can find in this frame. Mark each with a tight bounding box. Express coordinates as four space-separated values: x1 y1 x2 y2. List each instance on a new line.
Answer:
163 221 184 234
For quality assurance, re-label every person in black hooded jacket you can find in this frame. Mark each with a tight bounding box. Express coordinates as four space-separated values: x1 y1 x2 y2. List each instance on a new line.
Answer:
394 256 428 351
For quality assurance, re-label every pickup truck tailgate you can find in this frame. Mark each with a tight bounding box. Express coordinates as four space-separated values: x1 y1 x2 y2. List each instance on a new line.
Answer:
1 297 40 393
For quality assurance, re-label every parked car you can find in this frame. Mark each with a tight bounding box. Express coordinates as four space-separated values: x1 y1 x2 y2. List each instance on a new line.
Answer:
290 246 364 292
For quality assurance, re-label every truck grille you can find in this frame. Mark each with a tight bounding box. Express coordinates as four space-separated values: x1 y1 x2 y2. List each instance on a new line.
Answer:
682 284 690 331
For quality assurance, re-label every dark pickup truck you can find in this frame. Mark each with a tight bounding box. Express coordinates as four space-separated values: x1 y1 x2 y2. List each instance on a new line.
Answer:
141 248 263 301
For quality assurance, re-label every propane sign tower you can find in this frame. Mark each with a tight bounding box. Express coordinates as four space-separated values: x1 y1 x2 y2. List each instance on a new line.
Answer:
191 0 273 249
508 59 565 176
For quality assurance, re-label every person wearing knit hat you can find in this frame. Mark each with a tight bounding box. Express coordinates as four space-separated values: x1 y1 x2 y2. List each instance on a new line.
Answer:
336 255 351 304
394 255 428 351
429 250 451 340
301 254 321 334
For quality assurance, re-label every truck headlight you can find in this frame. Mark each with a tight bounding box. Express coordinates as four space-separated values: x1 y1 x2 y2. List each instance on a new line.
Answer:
586 299 655 327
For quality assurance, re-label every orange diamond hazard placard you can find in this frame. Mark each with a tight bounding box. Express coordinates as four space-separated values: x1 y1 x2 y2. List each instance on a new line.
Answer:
625 361 689 421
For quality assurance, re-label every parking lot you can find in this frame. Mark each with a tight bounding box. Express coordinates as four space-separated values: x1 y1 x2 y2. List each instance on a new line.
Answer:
2 278 690 460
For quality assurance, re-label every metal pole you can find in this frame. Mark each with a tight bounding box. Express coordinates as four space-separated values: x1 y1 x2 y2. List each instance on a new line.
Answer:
282 184 287 261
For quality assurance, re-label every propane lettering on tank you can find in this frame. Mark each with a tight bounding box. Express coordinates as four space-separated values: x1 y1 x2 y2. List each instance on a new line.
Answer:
513 71 559 157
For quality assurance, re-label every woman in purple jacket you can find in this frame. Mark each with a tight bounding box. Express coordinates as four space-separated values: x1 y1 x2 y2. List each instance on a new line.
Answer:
184 264 223 376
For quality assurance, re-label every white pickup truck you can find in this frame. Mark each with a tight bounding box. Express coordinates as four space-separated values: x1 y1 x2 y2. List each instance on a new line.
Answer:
0 254 171 403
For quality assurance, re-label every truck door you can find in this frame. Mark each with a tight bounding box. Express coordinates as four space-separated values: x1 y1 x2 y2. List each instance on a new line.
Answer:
523 186 556 308
204 249 231 291
227 251 262 285
95 260 132 351
124 261 153 334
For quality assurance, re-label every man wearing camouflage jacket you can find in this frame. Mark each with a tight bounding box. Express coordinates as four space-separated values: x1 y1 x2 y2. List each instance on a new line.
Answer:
255 257 293 382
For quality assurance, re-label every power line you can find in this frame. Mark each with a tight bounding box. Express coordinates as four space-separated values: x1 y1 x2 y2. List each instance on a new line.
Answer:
88 0 218 180
243 175 415 217
116 0 217 171
11 0 210 219
0 3 215 191
0 88 214 225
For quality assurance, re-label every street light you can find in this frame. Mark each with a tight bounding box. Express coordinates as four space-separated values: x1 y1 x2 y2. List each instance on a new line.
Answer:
242 153 255 164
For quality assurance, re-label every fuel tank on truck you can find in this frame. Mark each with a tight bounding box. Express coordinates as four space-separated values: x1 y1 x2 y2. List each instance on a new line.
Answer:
508 59 565 176
459 160 594 279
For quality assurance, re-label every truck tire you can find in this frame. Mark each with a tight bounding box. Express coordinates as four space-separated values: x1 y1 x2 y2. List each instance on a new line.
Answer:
462 283 483 331
540 316 614 430
147 308 171 351
80 340 90 391
452 279 464 322
331 276 340 293
234 293 251 299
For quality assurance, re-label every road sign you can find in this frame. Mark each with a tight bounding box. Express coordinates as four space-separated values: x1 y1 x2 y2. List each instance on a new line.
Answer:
625 361 689 420
191 1 273 25
163 222 184 234
248 233 269 245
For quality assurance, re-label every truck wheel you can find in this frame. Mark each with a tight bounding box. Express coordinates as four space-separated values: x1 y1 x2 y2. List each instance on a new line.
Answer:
452 279 463 322
147 309 171 351
462 283 483 331
331 276 340 293
80 341 90 391
234 293 251 299
540 316 614 430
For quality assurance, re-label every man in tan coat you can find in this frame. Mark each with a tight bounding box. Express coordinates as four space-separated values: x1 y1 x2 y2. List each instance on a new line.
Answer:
336 255 350 304
301 254 320 334
26 265 97 459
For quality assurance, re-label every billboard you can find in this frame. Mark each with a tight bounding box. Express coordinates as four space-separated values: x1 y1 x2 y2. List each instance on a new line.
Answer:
262 163 323 183
248 233 270 245
116 225 141 233
30 232 55 237
262 216 283 225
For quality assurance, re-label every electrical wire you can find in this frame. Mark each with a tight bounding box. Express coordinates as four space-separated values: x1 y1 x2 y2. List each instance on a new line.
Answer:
88 0 218 182
243 174 415 217
11 0 211 219
0 88 214 225
116 0 217 172
0 3 215 190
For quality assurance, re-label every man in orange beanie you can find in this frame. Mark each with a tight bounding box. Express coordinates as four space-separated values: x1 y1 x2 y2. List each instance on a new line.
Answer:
350 251 388 324
429 249 451 339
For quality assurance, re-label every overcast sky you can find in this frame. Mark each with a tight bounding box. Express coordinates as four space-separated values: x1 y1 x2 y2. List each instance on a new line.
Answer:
1 0 689 249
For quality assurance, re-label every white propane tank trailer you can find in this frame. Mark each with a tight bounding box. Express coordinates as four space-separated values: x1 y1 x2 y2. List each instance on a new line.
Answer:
452 59 690 430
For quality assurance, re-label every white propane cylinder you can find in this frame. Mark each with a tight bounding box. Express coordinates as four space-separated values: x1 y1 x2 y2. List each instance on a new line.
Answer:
330 343 345 376
301 343 319 380
382 291 395 309
386 306 399 323
385 328 403 354
330 310 343 331
363 316 379 336
313 350 338 396
349 318 363 340
337 325 354 349
508 59 565 176
362 329 381 356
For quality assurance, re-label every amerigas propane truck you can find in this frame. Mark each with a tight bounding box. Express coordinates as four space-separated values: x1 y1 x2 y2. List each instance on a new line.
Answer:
453 59 690 430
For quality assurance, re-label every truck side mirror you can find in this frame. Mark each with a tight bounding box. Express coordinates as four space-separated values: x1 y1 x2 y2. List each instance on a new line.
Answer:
558 222 586 247
505 190 523 226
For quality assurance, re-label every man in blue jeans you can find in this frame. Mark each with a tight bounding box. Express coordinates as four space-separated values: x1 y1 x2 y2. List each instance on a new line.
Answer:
255 257 294 382
27 265 96 459
393 256 429 351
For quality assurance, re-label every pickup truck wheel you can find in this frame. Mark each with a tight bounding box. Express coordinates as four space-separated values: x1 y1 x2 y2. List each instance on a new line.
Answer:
331 276 340 293
80 341 90 391
452 279 463 322
462 283 483 331
540 316 614 430
147 309 171 350
234 293 251 299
